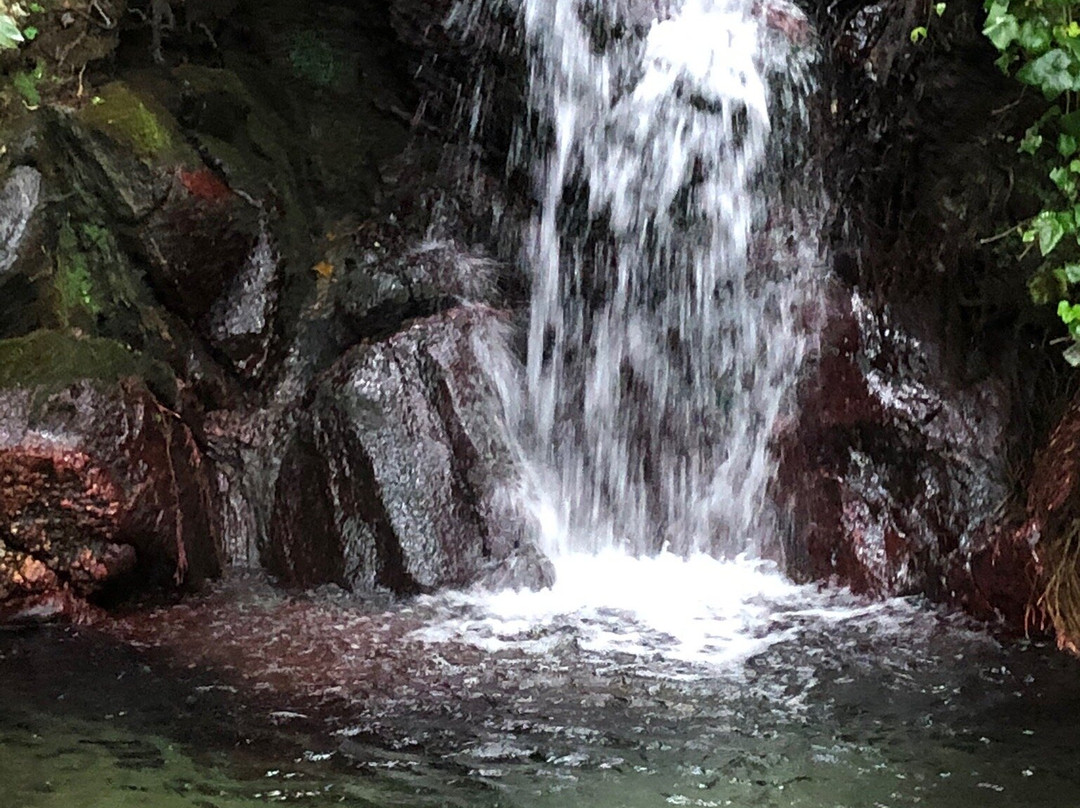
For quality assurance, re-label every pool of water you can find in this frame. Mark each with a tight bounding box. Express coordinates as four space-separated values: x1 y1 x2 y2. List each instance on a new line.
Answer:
3 555 1080 808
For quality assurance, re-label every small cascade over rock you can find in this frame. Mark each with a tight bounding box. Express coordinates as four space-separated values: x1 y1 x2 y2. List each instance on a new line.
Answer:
454 0 826 557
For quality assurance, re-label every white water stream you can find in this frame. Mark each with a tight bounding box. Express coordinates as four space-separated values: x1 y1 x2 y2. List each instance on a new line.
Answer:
455 0 824 561
440 0 828 662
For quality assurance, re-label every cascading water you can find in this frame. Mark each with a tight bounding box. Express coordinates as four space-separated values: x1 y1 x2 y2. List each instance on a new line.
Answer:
454 0 825 558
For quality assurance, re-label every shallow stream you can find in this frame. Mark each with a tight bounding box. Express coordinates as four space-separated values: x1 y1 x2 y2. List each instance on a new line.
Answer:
4 556 1079 808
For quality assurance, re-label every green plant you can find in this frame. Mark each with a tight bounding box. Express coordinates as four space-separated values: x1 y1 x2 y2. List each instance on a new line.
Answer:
0 2 41 50
288 31 340 87
12 59 43 106
984 0 1080 364
911 2 948 44
0 12 22 49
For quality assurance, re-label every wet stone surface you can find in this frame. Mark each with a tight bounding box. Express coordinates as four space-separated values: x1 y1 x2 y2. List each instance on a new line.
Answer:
269 305 550 596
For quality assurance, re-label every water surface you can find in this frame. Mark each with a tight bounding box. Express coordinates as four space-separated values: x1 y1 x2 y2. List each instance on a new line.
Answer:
4 557 1078 807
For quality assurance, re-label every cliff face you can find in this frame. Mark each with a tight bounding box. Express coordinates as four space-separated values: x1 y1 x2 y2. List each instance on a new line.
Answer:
0 0 1075 637
778 0 1061 633
0 0 550 617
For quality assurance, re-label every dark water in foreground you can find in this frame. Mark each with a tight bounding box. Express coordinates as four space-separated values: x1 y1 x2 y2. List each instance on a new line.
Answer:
3 561 1080 808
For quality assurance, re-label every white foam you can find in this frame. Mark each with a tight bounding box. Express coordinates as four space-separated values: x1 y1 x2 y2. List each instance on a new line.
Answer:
413 552 897 670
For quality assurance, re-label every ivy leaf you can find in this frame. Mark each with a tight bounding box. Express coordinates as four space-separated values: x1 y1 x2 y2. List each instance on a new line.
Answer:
1051 166 1077 197
1057 300 1080 324
984 2 1020 51
1016 49 1076 98
1064 263 1080 284
1030 271 1068 304
910 26 927 44
995 51 1017 71
1063 340 1080 366
1061 133 1079 157
1020 132 1043 155
1029 210 1069 256
935 2 947 17
0 14 24 49
1019 19 1052 52
1060 109 1080 137
1059 302 1080 344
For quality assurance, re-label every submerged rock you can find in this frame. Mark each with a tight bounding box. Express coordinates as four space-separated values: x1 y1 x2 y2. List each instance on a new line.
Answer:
0 332 222 611
269 306 551 595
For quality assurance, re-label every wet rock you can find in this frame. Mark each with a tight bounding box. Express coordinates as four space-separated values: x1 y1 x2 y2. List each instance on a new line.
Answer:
757 0 812 44
269 306 549 595
782 284 1016 605
0 166 42 278
42 88 275 382
137 180 262 335
0 332 222 611
330 232 500 336
202 406 283 568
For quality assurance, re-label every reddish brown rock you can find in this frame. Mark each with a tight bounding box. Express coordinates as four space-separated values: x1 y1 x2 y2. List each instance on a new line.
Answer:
0 368 222 615
781 281 1031 625
1006 395 1080 647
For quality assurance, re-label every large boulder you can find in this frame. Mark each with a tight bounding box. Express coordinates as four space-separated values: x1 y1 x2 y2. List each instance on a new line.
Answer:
269 306 551 595
0 332 222 615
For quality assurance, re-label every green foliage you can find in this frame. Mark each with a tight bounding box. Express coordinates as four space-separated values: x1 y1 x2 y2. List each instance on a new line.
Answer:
0 1 44 50
55 221 103 327
12 59 43 106
984 0 1080 364
911 2 946 45
0 13 22 49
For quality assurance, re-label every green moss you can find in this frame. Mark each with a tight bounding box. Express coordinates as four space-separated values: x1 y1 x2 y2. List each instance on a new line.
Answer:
12 60 44 107
0 330 176 401
78 82 187 161
54 221 101 326
288 31 340 88
173 64 255 105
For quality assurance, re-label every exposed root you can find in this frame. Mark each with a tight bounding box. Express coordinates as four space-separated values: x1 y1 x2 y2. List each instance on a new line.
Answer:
1037 518 1080 653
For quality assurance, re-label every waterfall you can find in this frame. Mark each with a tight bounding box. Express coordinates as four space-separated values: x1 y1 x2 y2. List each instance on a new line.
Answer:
452 0 824 560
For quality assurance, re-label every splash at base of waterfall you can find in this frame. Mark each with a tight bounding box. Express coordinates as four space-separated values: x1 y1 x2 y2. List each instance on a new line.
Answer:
412 551 907 671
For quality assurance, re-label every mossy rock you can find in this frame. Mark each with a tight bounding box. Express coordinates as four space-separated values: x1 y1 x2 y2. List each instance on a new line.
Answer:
0 330 177 404
77 82 196 165
53 220 103 329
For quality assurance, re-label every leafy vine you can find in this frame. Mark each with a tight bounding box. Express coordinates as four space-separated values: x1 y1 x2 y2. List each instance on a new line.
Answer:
984 0 1080 363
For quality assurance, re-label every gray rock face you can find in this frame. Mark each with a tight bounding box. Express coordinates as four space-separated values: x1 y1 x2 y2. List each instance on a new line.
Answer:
208 221 280 379
330 234 501 337
269 306 551 595
0 167 42 279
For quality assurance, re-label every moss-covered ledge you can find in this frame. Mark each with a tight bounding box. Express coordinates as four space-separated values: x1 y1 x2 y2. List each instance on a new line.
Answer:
0 329 178 404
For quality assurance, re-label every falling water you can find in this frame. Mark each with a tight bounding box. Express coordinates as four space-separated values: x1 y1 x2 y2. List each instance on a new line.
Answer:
452 0 824 559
